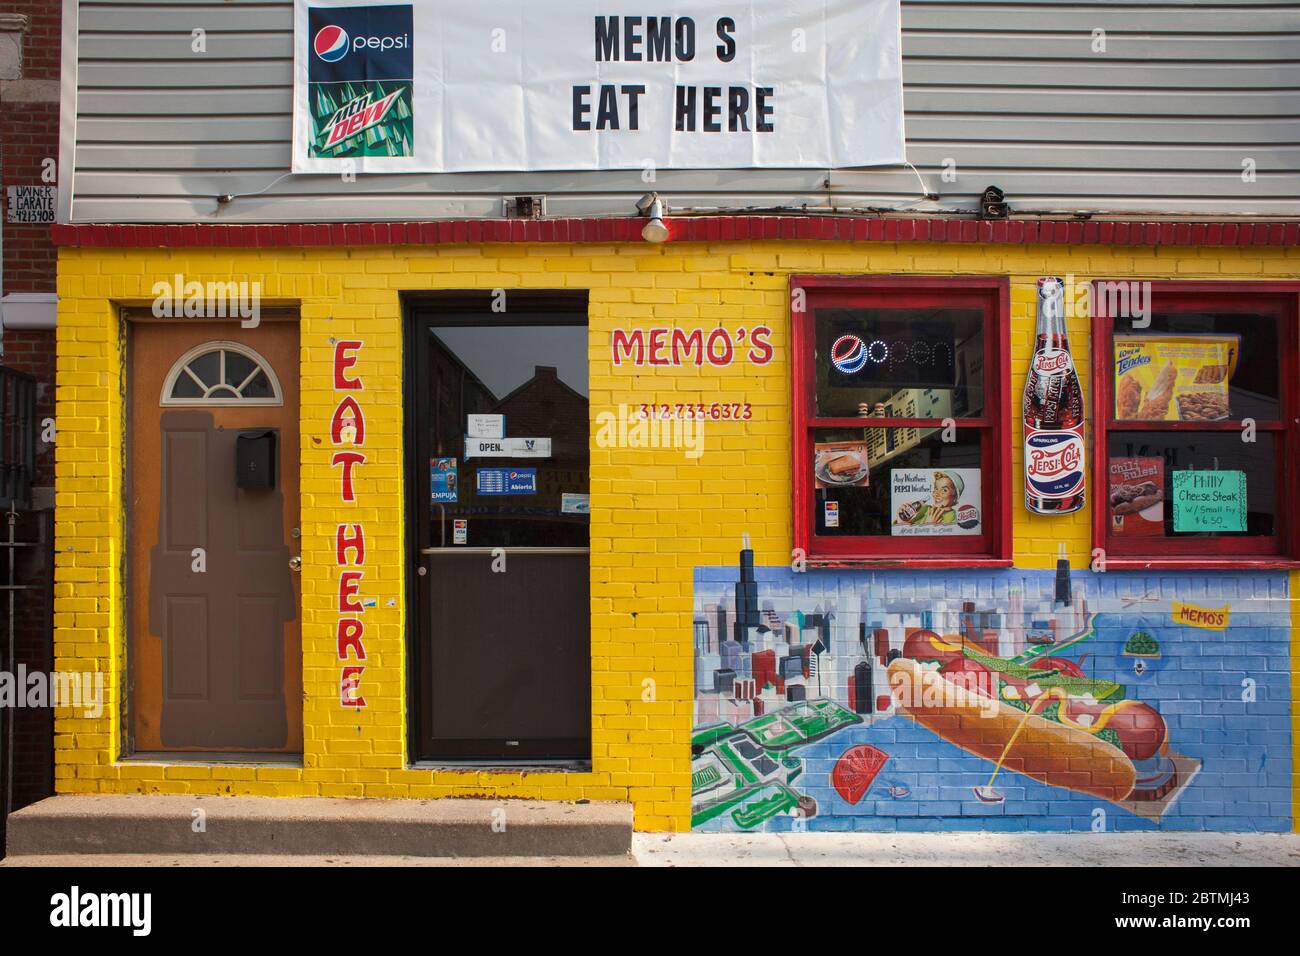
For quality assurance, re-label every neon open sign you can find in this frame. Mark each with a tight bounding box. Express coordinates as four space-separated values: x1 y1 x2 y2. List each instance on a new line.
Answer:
828 331 956 382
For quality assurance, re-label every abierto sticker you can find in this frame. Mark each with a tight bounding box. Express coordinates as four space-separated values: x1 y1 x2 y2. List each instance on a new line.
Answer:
476 468 537 496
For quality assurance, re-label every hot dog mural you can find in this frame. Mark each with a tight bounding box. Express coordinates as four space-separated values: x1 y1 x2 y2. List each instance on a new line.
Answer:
692 541 1292 832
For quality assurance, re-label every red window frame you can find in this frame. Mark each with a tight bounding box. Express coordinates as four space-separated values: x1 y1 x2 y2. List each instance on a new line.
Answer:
1091 280 1300 570
791 275 1013 567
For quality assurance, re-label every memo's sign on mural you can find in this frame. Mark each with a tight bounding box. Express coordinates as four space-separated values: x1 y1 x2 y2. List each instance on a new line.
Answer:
293 0 904 173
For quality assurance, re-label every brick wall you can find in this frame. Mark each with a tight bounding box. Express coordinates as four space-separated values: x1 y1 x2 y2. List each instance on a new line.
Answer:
1 118 59 289
2 0 60 833
52 240 1300 832
2 0 59 491
3 1 61 81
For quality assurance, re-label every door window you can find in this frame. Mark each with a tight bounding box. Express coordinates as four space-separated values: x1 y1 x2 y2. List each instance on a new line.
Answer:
423 324 590 548
161 341 283 406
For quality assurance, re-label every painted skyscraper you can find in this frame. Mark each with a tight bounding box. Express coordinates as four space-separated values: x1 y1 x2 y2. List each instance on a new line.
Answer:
733 533 760 647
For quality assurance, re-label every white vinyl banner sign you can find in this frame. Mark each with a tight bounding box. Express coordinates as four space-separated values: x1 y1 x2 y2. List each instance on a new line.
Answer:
292 0 904 173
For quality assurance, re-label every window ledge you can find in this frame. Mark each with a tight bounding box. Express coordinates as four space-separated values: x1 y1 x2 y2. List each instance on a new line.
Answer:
1100 558 1300 572
807 557 1014 570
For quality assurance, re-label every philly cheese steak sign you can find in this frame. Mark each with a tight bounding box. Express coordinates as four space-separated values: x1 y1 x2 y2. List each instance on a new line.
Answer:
293 0 904 173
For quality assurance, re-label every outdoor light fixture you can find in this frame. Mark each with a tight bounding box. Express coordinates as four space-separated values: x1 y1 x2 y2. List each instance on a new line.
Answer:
979 185 1009 220
637 192 669 243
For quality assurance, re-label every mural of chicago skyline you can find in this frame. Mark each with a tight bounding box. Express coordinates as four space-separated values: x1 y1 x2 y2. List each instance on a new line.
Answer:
692 540 1292 832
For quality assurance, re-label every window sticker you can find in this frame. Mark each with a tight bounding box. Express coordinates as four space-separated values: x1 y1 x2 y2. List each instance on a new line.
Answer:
467 414 505 439
452 519 468 545
430 457 458 503
1171 470 1247 533
476 468 537 496
561 493 590 515
890 468 981 536
814 441 869 489
1109 457 1164 537
464 436 552 459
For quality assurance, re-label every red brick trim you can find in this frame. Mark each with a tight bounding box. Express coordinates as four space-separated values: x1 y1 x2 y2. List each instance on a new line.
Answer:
49 216 1300 248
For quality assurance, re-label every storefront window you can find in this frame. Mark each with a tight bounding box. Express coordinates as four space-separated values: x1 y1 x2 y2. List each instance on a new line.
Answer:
1093 282 1300 566
792 276 1011 564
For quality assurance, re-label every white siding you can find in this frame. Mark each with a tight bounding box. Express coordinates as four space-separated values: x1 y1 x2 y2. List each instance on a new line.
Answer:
68 0 1300 222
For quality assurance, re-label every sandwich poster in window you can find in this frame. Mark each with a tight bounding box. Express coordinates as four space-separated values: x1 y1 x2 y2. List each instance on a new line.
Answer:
890 468 981 536
814 442 870 489
1109 456 1164 536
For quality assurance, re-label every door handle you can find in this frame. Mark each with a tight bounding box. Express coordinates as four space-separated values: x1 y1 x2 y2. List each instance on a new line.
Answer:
289 556 302 571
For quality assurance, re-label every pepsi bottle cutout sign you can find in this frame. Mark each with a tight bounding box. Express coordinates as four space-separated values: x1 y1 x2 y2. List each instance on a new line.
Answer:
1023 277 1086 515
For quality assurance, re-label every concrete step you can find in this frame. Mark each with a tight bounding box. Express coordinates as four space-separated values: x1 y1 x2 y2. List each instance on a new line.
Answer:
5 795 632 859
1 853 634 867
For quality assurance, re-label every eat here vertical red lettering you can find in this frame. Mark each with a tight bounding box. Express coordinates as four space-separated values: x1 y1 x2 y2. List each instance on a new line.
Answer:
334 341 367 708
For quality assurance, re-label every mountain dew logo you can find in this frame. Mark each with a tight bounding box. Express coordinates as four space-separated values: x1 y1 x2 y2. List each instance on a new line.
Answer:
320 86 405 150
310 81 413 158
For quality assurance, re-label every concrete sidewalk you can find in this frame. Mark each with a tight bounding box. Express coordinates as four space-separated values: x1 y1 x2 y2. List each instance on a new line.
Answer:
633 832 1300 867
5 830 1297 867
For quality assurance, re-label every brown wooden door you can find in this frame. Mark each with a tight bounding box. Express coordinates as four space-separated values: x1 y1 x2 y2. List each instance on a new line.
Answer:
128 318 302 753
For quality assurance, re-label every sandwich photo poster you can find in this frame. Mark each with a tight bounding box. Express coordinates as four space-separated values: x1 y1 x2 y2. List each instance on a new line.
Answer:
1108 456 1164 536
691 553 1293 833
814 441 870 489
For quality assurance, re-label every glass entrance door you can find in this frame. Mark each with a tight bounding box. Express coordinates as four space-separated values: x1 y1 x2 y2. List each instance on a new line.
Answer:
408 293 591 762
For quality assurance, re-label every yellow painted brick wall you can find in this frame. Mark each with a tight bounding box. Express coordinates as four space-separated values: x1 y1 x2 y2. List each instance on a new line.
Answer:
53 239 1300 831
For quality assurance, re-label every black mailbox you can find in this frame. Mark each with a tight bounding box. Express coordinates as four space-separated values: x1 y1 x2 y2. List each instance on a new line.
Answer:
236 430 277 490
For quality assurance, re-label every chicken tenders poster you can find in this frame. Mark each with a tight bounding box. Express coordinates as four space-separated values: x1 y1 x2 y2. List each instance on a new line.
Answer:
692 550 1292 832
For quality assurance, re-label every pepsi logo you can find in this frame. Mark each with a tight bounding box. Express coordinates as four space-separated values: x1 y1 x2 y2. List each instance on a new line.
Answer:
955 503 980 529
1032 351 1071 374
314 25 350 62
830 334 867 374
1024 429 1085 497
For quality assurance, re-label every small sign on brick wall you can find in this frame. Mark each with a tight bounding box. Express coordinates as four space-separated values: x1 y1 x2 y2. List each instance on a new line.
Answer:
6 185 57 224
